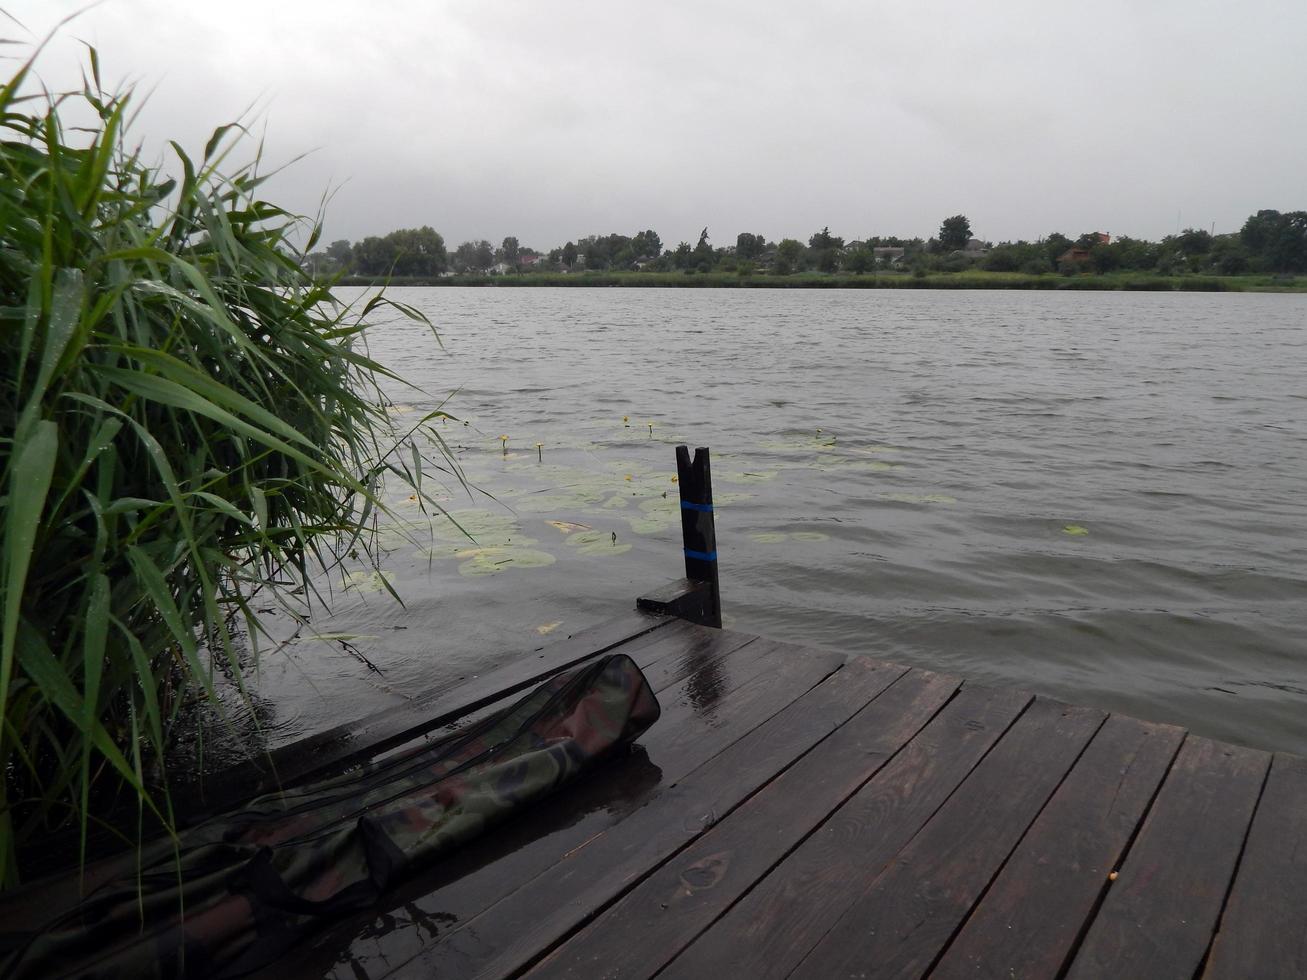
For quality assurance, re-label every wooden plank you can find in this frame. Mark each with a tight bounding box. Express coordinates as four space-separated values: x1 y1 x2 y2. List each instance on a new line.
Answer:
644 684 1032 980
386 645 881 979
173 608 675 816
790 698 1106 980
14 612 689 916
529 666 962 980
930 714 1185 980
635 623 760 692
286 639 841 979
1204 752 1307 979
1066 735 1271 980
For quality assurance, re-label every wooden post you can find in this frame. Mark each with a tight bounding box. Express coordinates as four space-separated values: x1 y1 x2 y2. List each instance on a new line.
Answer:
637 445 722 627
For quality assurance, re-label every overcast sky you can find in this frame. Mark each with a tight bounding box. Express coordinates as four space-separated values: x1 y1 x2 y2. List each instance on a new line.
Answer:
6 1 1305 250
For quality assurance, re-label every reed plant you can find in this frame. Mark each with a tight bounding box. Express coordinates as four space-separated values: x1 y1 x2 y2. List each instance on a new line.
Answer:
0 47 447 886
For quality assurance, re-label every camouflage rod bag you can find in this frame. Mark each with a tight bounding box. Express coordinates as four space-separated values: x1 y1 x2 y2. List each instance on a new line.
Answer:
0 652 660 978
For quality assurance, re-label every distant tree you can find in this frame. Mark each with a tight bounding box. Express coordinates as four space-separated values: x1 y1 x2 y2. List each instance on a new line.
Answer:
692 227 714 270
808 226 844 251
1208 234 1251 275
1042 232 1073 264
774 238 805 275
1240 210 1307 272
500 236 520 267
451 239 494 273
1173 228 1213 256
351 235 395 276
844 248 875 274
326 239 352 264
390 226 447 276
631 229 662 257
350 227 445 276
938 215 972 251
561 241 578 268
736 232 766 260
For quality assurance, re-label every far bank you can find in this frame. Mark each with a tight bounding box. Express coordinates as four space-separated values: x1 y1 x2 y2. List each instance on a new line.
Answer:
337 271 1307 292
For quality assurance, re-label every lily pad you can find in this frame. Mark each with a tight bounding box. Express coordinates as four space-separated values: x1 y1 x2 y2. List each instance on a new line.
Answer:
748 530 829 544
1062 524 1090 536
566 530 633 556
457 546 557 577
341 570 398 594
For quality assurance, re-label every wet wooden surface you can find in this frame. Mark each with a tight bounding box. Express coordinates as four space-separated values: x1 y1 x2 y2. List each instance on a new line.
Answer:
263 610 1300 980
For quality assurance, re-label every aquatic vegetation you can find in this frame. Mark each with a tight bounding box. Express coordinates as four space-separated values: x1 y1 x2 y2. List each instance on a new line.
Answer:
566 530 632 557
747 531 830 544
342 570 400 594
0 48 450 884
455 546 557 577
1063 524 1091 536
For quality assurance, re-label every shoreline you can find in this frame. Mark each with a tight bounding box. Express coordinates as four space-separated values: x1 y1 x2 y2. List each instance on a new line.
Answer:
337 271 1307 292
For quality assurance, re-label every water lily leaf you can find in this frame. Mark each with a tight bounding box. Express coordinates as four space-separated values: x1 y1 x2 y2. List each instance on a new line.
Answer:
749 532 788 544
790 531 829 542
626 516 672 534
457 547 557 577
1063 524 1090 536
342 570 397 593
566 530 632 556
535 621 563 635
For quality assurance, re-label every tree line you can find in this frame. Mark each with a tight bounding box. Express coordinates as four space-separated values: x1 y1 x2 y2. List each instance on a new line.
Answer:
304 210 1307 279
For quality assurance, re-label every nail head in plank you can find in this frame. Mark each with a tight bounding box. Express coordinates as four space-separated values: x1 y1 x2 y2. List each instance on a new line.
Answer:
932 714 1185 980
1066 735 1271 980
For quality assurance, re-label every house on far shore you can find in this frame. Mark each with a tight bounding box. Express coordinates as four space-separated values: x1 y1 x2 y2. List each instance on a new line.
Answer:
489 262 514 275
873 246 906 264
1058 247 1092 265
949 238 990 258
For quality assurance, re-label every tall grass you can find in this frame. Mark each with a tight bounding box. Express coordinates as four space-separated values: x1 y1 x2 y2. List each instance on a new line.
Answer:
0 46 448 886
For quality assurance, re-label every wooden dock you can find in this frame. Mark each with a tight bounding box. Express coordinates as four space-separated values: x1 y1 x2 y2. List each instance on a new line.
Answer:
266 608 1307 980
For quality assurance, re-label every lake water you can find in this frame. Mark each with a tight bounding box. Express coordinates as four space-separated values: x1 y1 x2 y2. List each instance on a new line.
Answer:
249 286 1307 757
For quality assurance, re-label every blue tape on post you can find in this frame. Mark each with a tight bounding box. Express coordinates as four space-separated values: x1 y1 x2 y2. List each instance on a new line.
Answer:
684 548 718 562
680 500 714 512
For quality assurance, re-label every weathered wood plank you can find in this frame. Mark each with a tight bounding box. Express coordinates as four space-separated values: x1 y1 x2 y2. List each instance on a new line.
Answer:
528 666 961 980
387 646 884 979
293 638 842 979
174 608 675 816
790 698 1106 980
661 683 1033 980
932 714 1185 980
1066 735 1271 980
17 613 689 917
1204 752 1307 979
634 622 760 693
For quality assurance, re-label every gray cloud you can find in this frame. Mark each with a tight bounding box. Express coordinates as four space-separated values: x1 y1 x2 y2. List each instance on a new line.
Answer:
7 0 1305 248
